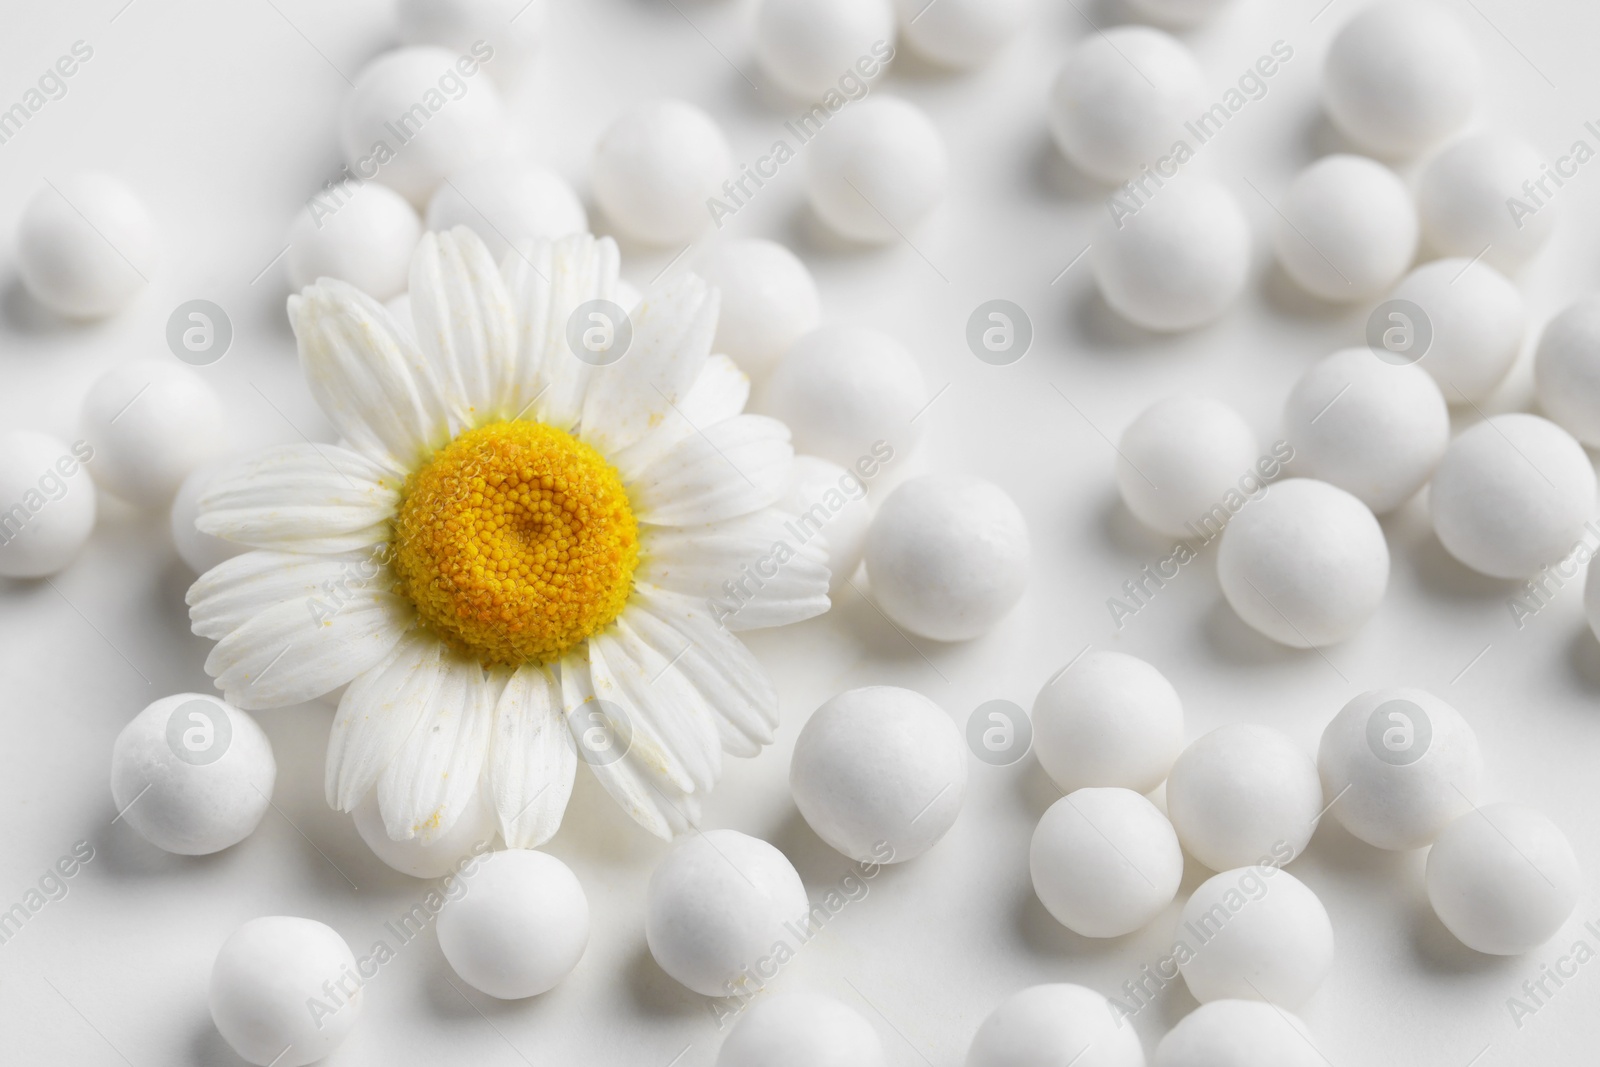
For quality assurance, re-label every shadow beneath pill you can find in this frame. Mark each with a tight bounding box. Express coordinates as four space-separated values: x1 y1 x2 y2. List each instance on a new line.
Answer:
187 1014 247 1066
1258 259 1359 327
1404 531 1519 605
1564 625 1600 694
623 941 717 1020
1066 285 1186 354
1029 132 1112 203
1198 596 1313 670
1407 894 1522 978
1299 111 1367 168
0 275 78 336
1096 493 1184 563
1015 758 1064 818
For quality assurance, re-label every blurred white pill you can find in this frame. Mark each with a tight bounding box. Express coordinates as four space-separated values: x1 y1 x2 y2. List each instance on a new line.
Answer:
111 693 275 855
424 158 585 261
1166 724 1321 872
395 0 546 84
646 829 808 997
1031 650 1184 795
1392 257 1526 403
1154 1000 1324 1067
1047 27 1205 183
1272 155 1417 302
966 984 1146 1067
1426 803 1582 955
697 239 820 378
893 0 1030 70
1217 478 1389 647
1117 396 1259 537
864 474 1030 641
807 96 947 243
209 916 361 1066
761 325 925 465
1031 787 1183 938
171 462 249 574
0 431 96 579
791 686 967 863
1281 347 1449 513
1430 414 1596 579
1125 0 1236 27
340 46 506 206
1534 296 1600 447
718 991 886 1067
593 99 731 246
1094 178 1250 331
1317 687 1482 850
1418 133 1555 270
285 180 421 300
782 455 872 594
1322 0 1479 157
754 0 896 101
1178 867 1334 1007
17 172 157 318
80 360 230 509
352 787 494 879
437 849 589 998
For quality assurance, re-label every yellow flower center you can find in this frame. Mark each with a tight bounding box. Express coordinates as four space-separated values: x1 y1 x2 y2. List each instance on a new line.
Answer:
390 420 639 667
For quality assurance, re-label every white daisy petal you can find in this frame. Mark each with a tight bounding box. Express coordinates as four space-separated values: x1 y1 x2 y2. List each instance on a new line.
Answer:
409 228 519 427
622 585 781 757
325 631 443 811
638 509 832 631
377 652 499 841
204 589 413 711
188 550 370 641
502 233 622 432
592 627 721 793
629 415 793 527
290 280 453 475
559 650 696 839
488 663 577 849
611 354 750 483
194 444 398 554
579 272 717 456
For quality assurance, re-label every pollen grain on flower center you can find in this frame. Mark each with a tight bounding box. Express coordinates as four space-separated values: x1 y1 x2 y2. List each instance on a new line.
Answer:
390 420 640 667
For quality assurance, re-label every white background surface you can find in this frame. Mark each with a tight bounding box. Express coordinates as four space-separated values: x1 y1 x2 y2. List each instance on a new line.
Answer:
2 0 1599 1064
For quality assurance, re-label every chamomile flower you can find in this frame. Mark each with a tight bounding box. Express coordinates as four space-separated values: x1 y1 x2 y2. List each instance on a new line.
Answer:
186 227 830 843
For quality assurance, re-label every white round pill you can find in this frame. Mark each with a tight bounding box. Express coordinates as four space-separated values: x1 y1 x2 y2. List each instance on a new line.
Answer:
209 916 361 1067
0 431 96 579
1392 257 1526 403
79 360 230 509
1125 0 1235 27
807 96 947 244
1094 178 1251 332
893 0 1029 70
110 693 275 855
593 99 731 246
646 829 809 997
761 325 925 466
1217 478 1389 648
1322 0 1479 157
864 474 1030 641
1272 155 1417 302
1154 1000 1324 1067
352 787 494 879
717 991 886 1067
791 686 967 863
437 849 590 997
966 984 1146 1067
1587 552 1600 646
698 239 820 378
1534 297 1600 447
425 158 586 261
1047 27 1205 183
1418 133 1555 270
396 0 545 84
1031 650 1184 795
340 47 505 206
285 181 421 300
1030 787 1183 938
1167 725 1321 872
754 0 896 101
171 462 249 574
1178 867 1334 1007
782 455 872 595
17 172 157 319
1117 396 1259 537
1317 687 1481 850
1430 414 1596 579
1282 347 1449 514
1426 803 1582 955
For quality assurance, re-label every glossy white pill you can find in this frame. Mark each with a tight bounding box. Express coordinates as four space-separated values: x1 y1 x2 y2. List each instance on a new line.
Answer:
807 96 947 243
966 984 1146 1067
717 991 886 1067
79 360 230 508
425 158 585 261
1178 867 1334 1007
1031 787 1183 938
286 181 421 299
761 325 925 466
209 916 361 1066
437 849 590 997
1393 257 1526 403
754 0 896 101
1031 650 1184 795
1534 297 1600 447
16 172 157 318
1418 133 1555 270
1118 396 1259 537
593 99 731 246
1272 155 1417 302
698 239 820 378
1167 724 1321 872
0 431 96 579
